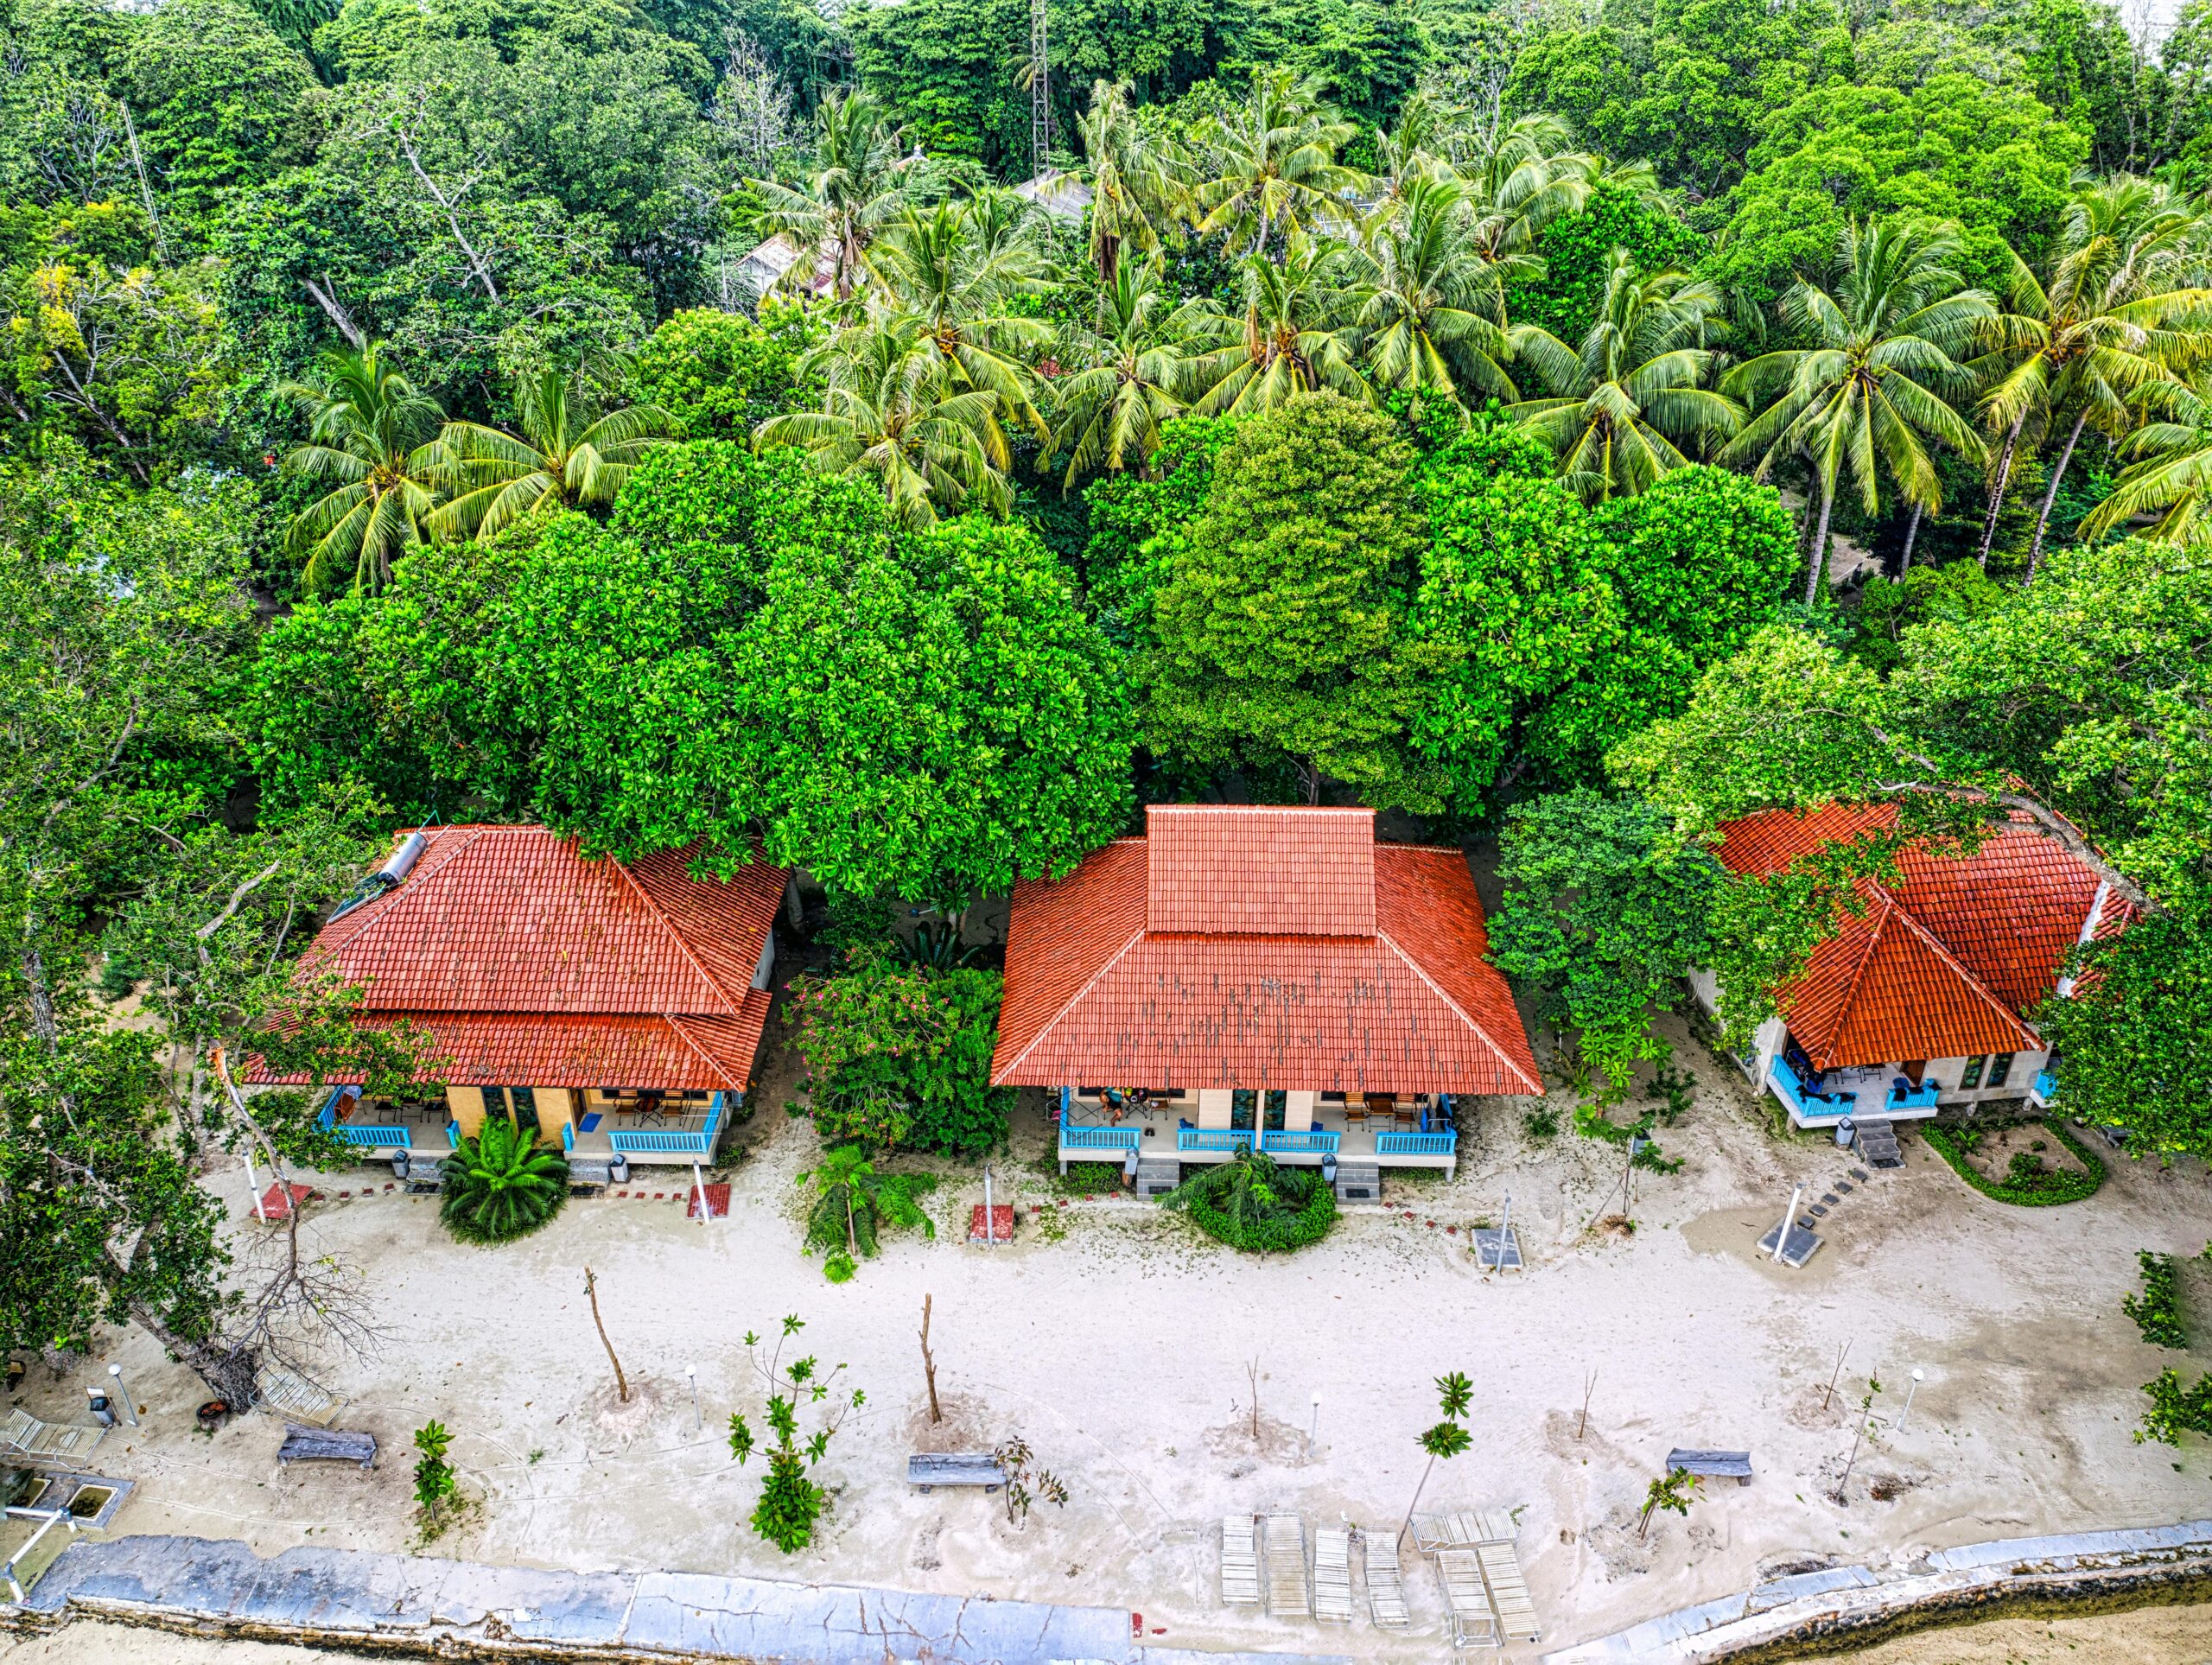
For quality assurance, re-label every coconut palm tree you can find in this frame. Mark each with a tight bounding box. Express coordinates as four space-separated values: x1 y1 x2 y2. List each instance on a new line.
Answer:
1974 178 2212 577
1190 68 1364 255
1352 175 1516 407
2075 376 2212 542
868 195 1053 436
431 365 675 543
1510 251 1742 502
1047 256 1200 485
1181 237 1370 416
1077 79 1190 282
279 340 454 594
749 87 913 302
757 317 1013 529
1452 112 1601 278
1721 219 1992 603
439 1117 569 1243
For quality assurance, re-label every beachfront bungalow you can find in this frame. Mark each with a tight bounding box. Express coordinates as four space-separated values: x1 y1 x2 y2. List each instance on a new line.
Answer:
1696 805 2130 1140
246 825 791 1182
991 805 1541 1198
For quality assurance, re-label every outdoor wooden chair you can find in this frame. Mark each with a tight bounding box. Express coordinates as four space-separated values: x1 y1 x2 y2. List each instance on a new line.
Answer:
1262 1512 1310 1617
1219 1515 1260 1607
0 1408 104 1462
1363 1534 1408 1628
1313 1525 1353 1623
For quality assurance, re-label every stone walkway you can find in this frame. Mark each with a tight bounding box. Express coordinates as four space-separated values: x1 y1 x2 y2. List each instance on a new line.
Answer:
8 1535 1349 1665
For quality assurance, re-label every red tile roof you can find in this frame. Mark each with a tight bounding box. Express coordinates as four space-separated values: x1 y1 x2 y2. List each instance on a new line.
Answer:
245 826 786 1091
1713 804 2128 1068
993 808 1541 1094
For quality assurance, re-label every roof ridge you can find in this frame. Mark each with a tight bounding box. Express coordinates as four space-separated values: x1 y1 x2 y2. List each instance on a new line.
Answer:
1878 888 2040 1046
608 847 744 1018
995 924 1147 1082
1819 887 1892 1059
1376 928 1542 1095
664 1014 747 1092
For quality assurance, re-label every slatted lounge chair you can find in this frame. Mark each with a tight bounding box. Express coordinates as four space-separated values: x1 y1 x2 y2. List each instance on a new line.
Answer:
255 1364 344 1427
1477 1540 1540 1643
1263 1512 1310 1617
1313 1525 1353 1623
0 1408 104 1461
1436 1547 1500 1649
1363 1534 1408 1628
1220 1515 1260 1607
1412 1509 1516 1551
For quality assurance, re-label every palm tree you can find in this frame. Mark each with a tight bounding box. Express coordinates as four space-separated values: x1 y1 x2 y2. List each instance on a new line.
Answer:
431 365 675 542
1452 112 1601 278
1077 79 1189 282
1974 178 2212 576
1047 256 1199 485
868 195 1053 436
757 317 1013 529
439 1117 569 1243
280 341 454 594
2075 377 2212 542
1190 68 1364 255
1352 175 1516 408
1510 251 1742 502
1182 238 1370 416
1721 220 1992 603
750 88 913 302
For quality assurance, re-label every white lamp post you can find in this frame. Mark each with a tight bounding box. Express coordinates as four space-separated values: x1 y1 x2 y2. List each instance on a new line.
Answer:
685 1364 701 1433
1307 1394 1321 1458
108 1363 138 1427
1898 1367 1924 1433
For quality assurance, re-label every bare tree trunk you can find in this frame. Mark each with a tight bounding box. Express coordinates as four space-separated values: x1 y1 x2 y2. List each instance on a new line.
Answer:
303 276 365 349
583 1268 629 1401
1396 1452 1438 1546
118 102 168 266
1294 757 1320 805
1804 480 1835 607
919 1295 942 1424
1977 415 2023 569
2027 412 2088 584
1898 503 1923 573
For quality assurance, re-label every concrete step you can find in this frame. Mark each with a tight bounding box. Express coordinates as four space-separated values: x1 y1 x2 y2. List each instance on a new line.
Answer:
1333 1162 1382 1203
1134 1158 1181 1198
1853 1119 1904 1169
566 1155 616 1185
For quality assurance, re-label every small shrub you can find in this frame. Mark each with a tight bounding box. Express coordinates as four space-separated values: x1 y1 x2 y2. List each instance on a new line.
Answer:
2136 1368 2212 1446
439 1119 569 1243
1523 1106 1560 1141
412 1420 460 1541
1923 1118 2104 1206
1648 1065 1694 1124
2124 1252 2189 1349
1160 1147 1336 1252
823 1250 856 1283
1061 1161 1123 1193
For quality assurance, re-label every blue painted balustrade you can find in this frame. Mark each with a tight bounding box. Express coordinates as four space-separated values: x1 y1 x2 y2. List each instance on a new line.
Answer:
316 1086 412 1148
609 1090 728 1157
1376 1130 1457 1156
1768 1057 1856 1120
1059 1123 1141 1153
1261 1129 1340 1155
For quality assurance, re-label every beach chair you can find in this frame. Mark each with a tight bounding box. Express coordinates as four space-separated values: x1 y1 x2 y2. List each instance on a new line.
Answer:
1313 1526 1353 1623
1262 1512 1311 1617
1220 1515 1260 1607
0 1408 104 1462
1413 1509 1516 1551
255 1364 345 1427
1363 1534 1408 1629
1437 1547 1500 1649
1477 1540 1540 1644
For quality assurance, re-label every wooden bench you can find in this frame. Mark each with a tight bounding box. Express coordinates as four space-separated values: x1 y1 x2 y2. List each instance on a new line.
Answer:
277 1423 377 1471
1665 1448 1753 1486
906 1452 1007 1492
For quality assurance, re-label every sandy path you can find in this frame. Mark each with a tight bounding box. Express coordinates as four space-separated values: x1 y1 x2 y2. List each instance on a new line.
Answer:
11 1010 2212 1659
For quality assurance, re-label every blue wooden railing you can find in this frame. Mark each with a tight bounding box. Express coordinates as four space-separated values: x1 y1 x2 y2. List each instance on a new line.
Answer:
317 1086 412 1149
1376 1130 1457 1156
1060 1124 1141 1153
608 1090 728 1158
1885 1078 1941 1111
1262 1129 1340 1155
2031 1068 2057 1106
1179 1128 1256 1153
1769 1057 1856 1120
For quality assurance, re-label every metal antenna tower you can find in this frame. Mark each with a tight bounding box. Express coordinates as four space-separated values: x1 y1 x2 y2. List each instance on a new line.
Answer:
1029 0 1049 181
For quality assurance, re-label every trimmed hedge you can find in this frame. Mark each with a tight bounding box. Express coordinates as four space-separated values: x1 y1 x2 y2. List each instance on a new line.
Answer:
1923 1117 2106 1206
1183 1175 1338 1251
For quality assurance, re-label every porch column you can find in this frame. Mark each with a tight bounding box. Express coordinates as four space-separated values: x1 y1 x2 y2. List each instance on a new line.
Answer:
536 1086 575 1144
1283 1090 1316 1133
1197 1089 1233 1129
447 1085 488 1138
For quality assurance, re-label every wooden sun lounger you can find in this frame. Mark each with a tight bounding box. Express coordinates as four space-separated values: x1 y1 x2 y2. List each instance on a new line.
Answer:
0 1408 105 1462
1262 1512 1310 1617
256 1364 345 1428
1437 1547 1500 1649
1478 1540 1540 1643
1220 1515 1260 1606
906 1452 1007 1492
1313 1525 1353 1623
277 1423 377 1471
1666 1447 1754 1486
1364 1535 1408 1628
1412 1509 1516 1551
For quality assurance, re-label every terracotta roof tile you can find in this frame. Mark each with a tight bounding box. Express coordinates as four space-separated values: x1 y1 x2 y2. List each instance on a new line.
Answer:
1713 805 2121 1068
995 814 1538 1094
1146 805 1376 935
